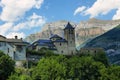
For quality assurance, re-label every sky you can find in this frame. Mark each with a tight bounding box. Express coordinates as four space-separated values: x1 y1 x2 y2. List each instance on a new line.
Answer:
0 0 120 38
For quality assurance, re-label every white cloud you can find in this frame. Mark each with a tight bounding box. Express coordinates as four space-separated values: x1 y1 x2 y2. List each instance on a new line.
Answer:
13 13 46 31
113 8 120 20
0 23 13 35
0 0 45 39
75 0 120 20
0 0 44 22
74 6 86 15
6 32 25 38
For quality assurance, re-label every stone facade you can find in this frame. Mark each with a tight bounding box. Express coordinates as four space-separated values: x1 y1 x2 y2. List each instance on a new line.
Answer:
28 22 76 55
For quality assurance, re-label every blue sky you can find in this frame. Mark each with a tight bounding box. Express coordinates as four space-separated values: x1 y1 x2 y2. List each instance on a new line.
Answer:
0 0 120 38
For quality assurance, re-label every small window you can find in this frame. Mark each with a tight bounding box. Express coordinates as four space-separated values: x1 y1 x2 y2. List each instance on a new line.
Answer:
14 51 16 59
60 43 61 46
61 51 63 53
8 48 9 53
0 42 2 47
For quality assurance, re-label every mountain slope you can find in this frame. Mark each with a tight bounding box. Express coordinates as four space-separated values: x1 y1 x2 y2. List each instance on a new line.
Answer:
84 24 120 65
84 24 120 50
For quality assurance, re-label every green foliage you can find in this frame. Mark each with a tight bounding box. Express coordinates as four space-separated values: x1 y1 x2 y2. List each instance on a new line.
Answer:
78 49 109 66
32 55 67 80
27 47 55 57
100 65 120 80
92 51 109 66
8 74 32 80
27 49 44 56
31 55 107 80
67 56 105 80
8 73 20 80
5 49 120 80
0 50 5 57
0 51 15 80
8 68 32 80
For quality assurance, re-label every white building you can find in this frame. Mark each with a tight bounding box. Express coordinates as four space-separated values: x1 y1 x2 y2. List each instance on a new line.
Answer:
0 35 28 61
28 22 76 55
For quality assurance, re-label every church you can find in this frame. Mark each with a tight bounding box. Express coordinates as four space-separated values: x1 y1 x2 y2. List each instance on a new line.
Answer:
28 22 76 55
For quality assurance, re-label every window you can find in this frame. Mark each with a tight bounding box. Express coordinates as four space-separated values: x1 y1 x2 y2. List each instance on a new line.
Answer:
60 43 61 46
13 51 16 60
61 51 63 53
8 48 9 53
16 45 22 52
69 29 73 34
0 42 1 47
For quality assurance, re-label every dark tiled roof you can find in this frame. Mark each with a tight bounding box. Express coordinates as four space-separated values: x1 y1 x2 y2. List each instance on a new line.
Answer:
6 39 23 43
64 22 74 30
50 34 62 39
0 35 28 46
35 39 56 50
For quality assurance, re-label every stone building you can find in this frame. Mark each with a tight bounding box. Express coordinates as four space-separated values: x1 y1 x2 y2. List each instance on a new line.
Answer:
0 35 28 61
28 22 76 55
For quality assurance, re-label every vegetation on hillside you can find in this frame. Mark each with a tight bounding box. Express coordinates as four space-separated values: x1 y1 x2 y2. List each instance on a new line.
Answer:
1 49 120 80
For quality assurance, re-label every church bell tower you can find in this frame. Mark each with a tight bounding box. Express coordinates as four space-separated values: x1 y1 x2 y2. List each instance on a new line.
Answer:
64 22 76 55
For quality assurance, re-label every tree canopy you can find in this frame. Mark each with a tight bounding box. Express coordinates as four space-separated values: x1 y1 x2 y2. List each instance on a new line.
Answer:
0 51 15 80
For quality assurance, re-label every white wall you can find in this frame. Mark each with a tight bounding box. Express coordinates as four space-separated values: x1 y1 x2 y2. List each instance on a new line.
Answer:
0 42 26 61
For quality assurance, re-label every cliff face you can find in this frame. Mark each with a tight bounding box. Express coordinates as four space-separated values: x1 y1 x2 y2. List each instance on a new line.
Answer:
25 18 120 47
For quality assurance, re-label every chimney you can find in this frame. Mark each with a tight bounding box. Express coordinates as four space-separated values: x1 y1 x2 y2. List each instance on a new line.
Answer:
15 36 18 39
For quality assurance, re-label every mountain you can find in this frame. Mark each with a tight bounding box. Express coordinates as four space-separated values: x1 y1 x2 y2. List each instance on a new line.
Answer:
25 18 120 48
84 24 120 49
84 24 120 65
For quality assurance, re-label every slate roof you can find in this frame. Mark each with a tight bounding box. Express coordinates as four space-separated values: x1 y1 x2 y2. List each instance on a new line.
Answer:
50 34 62 39
34 39 56 50
64 22 74 30
49 34 67 42
0 35 28 46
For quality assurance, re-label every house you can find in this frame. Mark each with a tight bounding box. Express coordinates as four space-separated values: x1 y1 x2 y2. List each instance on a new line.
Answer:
28 22 76 55
0 35 28 61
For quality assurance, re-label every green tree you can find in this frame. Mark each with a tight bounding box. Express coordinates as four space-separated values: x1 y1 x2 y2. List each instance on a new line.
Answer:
32 55 67 80
92 50 109 67
0 51 15 80
7 74 20 80
100 65 120 80
0 51 5 57
8 74 32 80
67 56 105 80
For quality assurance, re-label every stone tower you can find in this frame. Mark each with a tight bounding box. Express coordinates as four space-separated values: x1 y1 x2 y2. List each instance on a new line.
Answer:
64 22 76 55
